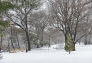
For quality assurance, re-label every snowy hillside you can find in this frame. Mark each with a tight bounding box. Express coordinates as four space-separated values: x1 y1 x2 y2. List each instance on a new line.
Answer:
0 44 92 63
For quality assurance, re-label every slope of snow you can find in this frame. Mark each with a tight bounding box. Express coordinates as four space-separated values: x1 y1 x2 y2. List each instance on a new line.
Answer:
0 44 92 63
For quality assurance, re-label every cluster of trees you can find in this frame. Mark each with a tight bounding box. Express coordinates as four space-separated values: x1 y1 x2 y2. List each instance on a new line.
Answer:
0 0 92 53
0 0 49 52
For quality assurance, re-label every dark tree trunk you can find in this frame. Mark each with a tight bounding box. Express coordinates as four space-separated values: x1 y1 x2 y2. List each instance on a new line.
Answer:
10 26 15 51
40 30 44 47
24 12 31 52
84 35 88 45
64 32 75 52
0 35 2 52
36 44 40 48
7 39 10 52
25 30 31 52
48 35 51 47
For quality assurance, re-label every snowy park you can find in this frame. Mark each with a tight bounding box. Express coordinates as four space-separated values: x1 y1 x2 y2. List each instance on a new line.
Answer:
0 0 92 63
0 44 92 63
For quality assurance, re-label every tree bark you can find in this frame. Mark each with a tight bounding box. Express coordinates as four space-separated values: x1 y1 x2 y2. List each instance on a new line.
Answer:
64 32 75 52
84 35 88 45
25 30 31 52
24 11 31 52
15 31 20 49
0 35 2 52
10 26 15 51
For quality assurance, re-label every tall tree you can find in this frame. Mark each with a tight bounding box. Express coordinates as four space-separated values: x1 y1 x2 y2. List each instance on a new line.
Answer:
30 11 48 47
48 0 92 52
0 0 14 52
5 0 41 51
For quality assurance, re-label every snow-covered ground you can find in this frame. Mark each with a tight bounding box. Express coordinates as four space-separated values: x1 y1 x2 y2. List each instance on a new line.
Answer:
0 44 92 63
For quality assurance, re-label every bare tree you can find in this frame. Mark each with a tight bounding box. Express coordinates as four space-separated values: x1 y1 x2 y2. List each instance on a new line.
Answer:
48 0 92 52
29 10 48 47
5 0 41 52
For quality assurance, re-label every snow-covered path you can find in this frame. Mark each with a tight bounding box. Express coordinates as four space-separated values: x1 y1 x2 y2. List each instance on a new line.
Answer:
0 44 92 63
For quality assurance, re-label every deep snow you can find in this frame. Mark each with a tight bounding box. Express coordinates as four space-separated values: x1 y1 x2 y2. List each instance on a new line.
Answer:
0 44 92 63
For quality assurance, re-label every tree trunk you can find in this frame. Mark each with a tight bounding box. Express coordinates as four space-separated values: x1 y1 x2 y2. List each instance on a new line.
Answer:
84 35 88 45
48 35 51 47
7 39 10 52
25 30 31 52
10 26 15 51
24 12 31 52
40 30 44 47
16 31 20 49
64 32 75 52
0 35 2 52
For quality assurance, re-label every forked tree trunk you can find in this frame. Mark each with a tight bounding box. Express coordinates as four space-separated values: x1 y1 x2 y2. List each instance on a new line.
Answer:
64 32 75 52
